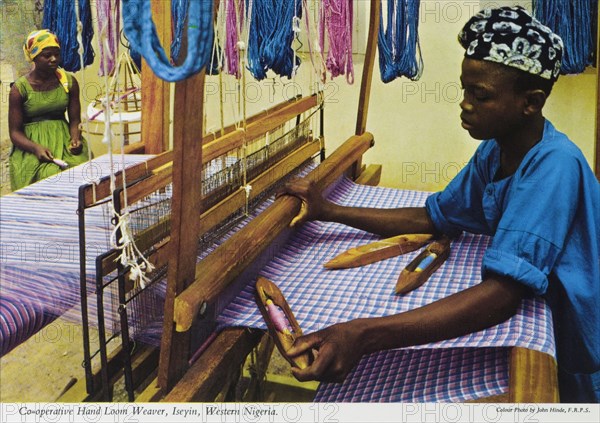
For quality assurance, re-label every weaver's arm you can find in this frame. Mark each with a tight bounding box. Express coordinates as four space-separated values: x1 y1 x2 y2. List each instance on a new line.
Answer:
285 179 436 237
288 273 529 382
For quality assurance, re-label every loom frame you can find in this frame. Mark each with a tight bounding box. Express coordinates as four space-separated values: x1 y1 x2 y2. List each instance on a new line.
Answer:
75 159 166 402
138 0 385 400
67 92 327 401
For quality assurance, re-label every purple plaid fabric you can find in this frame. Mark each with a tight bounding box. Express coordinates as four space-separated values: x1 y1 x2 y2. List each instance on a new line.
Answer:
314 347 510 402
218 177 555 354
217 176 556 401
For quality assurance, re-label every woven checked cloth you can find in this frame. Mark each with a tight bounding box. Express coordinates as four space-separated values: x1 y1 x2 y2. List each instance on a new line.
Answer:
314 347 510 402
217 176 555 353
0 155 153 356
216 176 556 401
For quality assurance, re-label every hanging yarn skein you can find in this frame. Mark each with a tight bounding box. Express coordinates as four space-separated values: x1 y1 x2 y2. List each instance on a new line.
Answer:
533 0 596 74
170 0 190 63
96 0 120 76
247 0 303 80
225 0 245 78
320 0 354 83
122 0 213 82
42 0 95 71
378 0 423 83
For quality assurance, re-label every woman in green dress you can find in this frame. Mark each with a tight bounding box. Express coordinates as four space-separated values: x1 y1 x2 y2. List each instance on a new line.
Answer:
8 29 90 191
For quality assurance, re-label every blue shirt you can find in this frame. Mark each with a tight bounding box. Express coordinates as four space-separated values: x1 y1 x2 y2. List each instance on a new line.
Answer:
426 120 600 401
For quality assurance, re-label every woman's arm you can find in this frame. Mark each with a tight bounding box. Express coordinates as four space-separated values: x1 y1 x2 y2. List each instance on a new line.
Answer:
8 84 54 161
288 274 528 382
67 76 83 154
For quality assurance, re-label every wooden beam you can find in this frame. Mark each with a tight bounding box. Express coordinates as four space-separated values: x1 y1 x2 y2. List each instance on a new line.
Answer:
508 347 559 403
122 141 146 154
117 162 173 206
203 95 318 163
174 132 375 332
157 70 206 391
162 328 265 402
141 0 171 154
198 140 321 233
82 95 318 208
124 95 304 154
203 95 303 144
351 0 380 179
80 151 173 208
354 164 382 186
100 140 320 277
355 0 381 136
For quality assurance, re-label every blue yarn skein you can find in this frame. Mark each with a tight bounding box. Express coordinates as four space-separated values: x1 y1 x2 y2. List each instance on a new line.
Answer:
534 0 595 74
247 0 302 80
42 0 95 72
170 0 190 63
378 0 423 83
123 0 214 82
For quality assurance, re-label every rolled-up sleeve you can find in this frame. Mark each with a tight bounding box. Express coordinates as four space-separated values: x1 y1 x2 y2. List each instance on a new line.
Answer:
481 149 580 294
482 233 561 295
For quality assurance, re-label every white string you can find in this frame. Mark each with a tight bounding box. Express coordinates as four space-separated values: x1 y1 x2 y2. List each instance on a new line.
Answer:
97 18 154 289
236 0 252 216
292 11 301 79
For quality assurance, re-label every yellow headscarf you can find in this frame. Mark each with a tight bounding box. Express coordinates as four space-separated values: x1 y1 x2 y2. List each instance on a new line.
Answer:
23 29 69 93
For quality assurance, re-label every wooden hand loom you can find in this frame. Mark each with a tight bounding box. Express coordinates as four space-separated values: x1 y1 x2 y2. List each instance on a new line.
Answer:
62 0 558 404
254 277 313 369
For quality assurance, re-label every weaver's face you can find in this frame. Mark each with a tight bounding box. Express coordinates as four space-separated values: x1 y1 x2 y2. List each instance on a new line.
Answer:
459 58 526 141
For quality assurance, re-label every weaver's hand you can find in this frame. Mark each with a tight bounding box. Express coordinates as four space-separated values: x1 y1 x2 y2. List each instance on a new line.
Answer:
283 179 328 227
69 138 83 155
287 321 367 383
34 145 54 162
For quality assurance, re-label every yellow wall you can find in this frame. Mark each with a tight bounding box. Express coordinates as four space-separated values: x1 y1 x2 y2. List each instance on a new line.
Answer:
319 1 598 191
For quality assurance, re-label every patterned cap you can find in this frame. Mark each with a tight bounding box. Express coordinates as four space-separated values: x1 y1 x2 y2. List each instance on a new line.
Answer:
458 6 563 81
23 29 61 62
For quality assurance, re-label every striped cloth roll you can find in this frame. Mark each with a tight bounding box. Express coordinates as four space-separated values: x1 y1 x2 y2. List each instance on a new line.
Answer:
0 155 153 356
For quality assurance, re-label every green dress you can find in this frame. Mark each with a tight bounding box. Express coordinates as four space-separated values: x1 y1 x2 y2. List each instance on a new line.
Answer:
9 73 90 191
